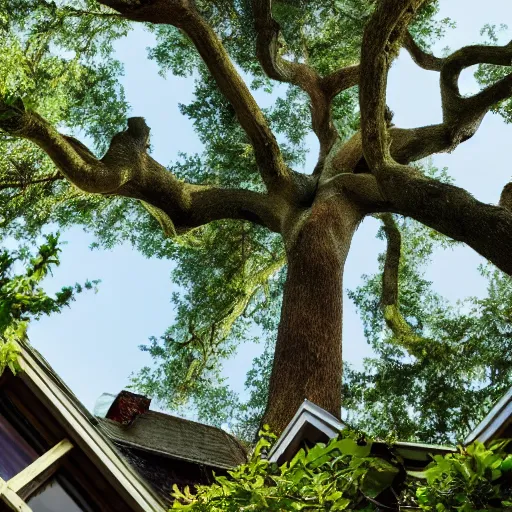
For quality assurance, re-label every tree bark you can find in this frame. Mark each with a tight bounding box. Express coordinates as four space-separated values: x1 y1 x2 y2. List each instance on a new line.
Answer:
262 194 363 432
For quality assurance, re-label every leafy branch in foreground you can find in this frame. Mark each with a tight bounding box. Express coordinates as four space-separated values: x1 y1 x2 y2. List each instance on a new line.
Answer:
0 233 99 374
171 428 512 511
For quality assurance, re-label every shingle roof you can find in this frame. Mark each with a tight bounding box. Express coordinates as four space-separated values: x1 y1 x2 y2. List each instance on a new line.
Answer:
96 411 247 470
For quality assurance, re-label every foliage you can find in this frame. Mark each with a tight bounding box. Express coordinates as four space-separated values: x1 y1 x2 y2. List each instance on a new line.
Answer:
0 0 510 445
171 428 399 511
130 221 285 430
0 233 98 374
345 211 512 444
413 440 512 510
0 0 130 243
171 429 512 511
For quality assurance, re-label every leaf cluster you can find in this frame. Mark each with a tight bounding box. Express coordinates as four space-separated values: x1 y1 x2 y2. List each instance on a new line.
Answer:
345 211 512 444
171 428 512 511
0 233 99 374
172 428 398 511
413 440 512 510
131 221 285 429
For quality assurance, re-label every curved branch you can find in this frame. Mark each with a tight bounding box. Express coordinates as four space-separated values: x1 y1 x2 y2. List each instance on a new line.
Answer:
402 31 444 71
359 0 425 170
321 65 360 98
357 5 511 168
377 213 427 358
441 40 512 124
355 2 512 278
252 0 359 167
0 103 285 234
379 213 401 308
96 0 294 196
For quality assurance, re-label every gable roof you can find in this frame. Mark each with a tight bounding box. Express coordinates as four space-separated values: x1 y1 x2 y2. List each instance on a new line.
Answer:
97 410 247 470
269 400 347 464
13 339 167 512
269 399 455 469
465 385 512 444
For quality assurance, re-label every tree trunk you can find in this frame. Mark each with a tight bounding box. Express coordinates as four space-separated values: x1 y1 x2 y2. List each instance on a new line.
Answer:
262 194 363 433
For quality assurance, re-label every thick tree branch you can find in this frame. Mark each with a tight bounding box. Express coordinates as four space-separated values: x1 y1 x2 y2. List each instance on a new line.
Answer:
322 65 360 98
355 1 512 277
402 31 444 71
344 20 511 170
252 0 359 165
96 0 295 196
359 0 426 170
0 102 285 234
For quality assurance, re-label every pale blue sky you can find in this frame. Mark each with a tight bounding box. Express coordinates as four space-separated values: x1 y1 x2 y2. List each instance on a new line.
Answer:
28 1 512 418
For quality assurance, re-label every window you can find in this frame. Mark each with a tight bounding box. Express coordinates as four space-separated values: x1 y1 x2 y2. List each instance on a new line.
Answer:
0 411 38 480
0 409 85 511
28 478 89 512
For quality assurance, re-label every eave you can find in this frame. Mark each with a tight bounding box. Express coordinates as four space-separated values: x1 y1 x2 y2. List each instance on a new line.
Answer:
14 340 166 512
465 385 512 444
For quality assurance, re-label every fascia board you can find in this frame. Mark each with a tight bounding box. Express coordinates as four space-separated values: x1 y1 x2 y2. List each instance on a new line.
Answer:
268 400 344 463
15 343 166 512
392 441 455 453
465 387 512 445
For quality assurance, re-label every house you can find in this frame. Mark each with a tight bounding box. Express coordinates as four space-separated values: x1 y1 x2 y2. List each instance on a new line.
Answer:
0 339 246 511
267 399 457 472
269 387 512 469
2 337 511 512
464 386 512 444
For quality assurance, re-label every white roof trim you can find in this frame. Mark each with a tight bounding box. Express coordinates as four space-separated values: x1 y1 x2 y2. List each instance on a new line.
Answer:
465 386 512 445
392 441 455 453
15 342 166 512
268 401 456 466
268 400 345 463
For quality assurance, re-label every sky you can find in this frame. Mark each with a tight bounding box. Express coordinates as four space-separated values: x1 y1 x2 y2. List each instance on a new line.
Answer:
26 1 512 419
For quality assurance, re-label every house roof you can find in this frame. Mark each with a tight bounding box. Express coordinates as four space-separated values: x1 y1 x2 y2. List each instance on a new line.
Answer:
11 340 248 508
97 410 247 470
269 399 456 470
269 400 347 464
14 339 166 512
465 385 512 444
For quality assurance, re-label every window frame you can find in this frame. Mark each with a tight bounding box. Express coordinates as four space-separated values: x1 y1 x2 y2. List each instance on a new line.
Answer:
0 438 75 511
0 342 166 512
0 390 94 511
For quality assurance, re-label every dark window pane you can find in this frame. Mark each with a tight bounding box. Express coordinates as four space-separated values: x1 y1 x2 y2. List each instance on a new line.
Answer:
28 480 87 512
0 411 38 480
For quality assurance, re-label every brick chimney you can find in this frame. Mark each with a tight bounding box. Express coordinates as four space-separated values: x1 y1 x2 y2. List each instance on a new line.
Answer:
106 390 151 426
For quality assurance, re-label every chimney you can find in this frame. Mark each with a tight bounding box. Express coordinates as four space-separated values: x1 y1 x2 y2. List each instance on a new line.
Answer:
106 390 151 426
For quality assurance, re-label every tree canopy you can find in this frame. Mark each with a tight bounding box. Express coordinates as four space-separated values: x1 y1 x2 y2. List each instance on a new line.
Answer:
1 0 512 436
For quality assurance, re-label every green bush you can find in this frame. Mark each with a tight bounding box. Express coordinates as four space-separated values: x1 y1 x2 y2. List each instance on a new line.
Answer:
171 428 512 511
415 439 512 511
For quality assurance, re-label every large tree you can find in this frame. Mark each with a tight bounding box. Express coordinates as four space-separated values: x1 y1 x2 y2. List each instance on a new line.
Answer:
1 0 512 433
